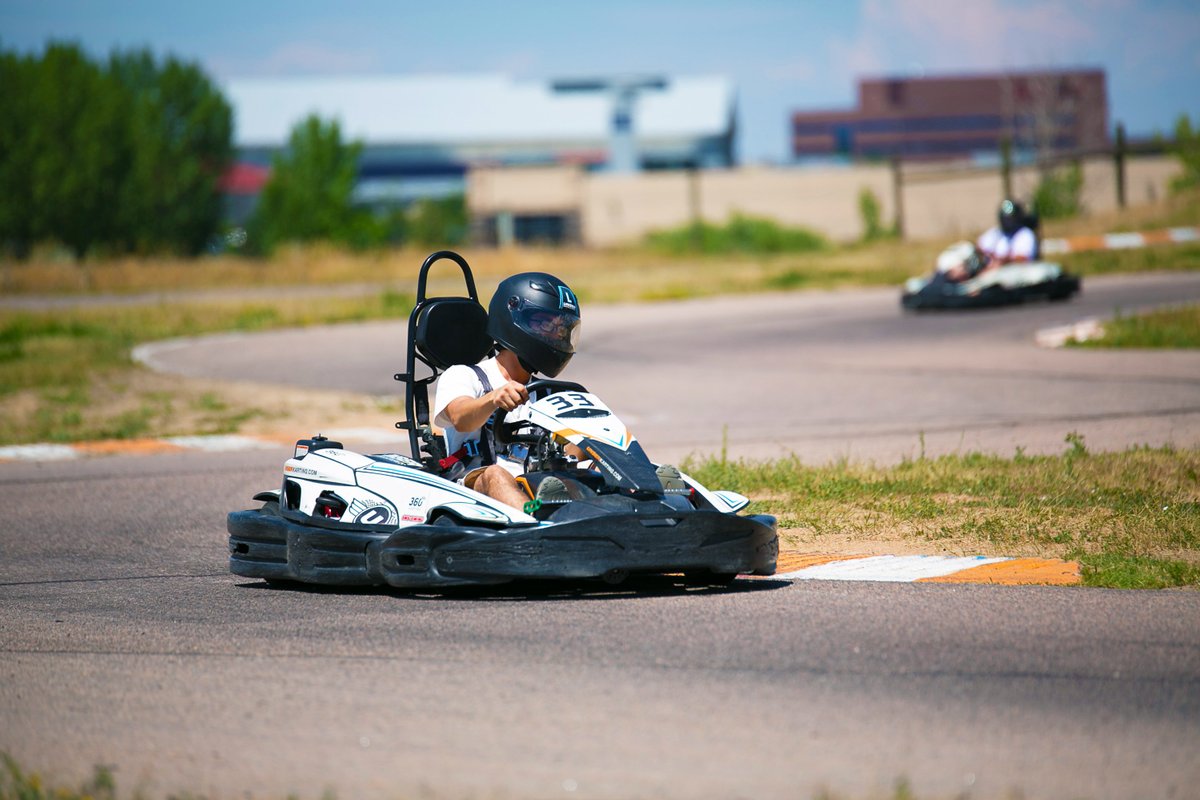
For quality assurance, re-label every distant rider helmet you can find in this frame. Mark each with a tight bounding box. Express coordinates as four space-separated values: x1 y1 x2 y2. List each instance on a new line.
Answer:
998 199 1025 236
487 272 581 378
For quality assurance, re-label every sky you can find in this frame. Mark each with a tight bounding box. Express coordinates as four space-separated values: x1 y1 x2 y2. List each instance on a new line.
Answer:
3 0 1198 163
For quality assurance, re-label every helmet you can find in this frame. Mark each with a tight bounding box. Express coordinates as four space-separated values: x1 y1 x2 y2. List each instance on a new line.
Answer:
487 272 581 377
998 199 1025 236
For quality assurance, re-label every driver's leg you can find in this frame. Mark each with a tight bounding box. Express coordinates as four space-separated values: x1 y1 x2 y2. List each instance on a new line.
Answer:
473 465 532 511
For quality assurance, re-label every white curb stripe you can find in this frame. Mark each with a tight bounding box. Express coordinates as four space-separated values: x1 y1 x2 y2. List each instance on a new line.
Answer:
1103 232 1146 250
0 430 417 462
0 443 80 461
1034 317 1103 348
161 435 278 452
1041 225 1200 255
780 555 1009 582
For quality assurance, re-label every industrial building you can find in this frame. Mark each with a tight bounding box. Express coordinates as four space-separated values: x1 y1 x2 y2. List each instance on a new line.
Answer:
791 68 1109 161
221 72 738 232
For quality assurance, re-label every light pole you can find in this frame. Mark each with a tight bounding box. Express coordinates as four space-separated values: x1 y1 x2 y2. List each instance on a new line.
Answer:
551 76 669 173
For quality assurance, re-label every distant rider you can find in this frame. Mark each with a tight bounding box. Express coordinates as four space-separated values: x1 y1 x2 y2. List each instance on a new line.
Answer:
976 198 1038 270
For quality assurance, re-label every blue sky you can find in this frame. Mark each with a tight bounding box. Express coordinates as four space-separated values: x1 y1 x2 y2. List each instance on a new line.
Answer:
3 0 1198 162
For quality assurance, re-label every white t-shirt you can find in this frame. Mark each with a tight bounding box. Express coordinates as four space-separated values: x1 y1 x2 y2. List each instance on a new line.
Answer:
977 226 1037 262
432 357 509 461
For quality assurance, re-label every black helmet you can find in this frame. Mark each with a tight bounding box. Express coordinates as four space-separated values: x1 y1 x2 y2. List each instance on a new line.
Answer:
487 272 581 377
999 199 1025 236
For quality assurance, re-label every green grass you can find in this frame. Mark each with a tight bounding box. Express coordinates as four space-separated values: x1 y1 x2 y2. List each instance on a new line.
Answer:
645 214 829 255
1061 241 1200 277
1073 303 1200 349
683 438 1200 589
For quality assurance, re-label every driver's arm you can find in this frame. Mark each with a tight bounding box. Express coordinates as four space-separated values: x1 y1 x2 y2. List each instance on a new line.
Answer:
443 381 528 433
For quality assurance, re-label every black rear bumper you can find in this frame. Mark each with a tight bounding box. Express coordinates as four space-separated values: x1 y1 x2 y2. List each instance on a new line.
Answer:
228 505 778 588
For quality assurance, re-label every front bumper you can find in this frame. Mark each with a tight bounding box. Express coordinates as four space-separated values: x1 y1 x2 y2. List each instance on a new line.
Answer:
228 505 778 588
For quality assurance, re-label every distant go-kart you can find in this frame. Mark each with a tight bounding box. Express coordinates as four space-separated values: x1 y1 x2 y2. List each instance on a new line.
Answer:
901 241 1081 310
227 250 778 589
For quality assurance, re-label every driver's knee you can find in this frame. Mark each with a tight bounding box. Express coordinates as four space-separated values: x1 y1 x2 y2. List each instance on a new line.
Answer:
475 465 516 495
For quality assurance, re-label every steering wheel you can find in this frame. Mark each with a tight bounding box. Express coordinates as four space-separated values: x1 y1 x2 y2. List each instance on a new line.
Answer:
487 379 590 467
524 378 588 401
487 405 541 449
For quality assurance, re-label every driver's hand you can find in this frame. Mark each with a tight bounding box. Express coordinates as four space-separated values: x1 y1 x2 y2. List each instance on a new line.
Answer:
489 381 528 412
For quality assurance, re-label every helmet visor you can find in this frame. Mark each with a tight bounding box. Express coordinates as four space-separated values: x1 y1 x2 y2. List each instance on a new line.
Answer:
513 305 581 353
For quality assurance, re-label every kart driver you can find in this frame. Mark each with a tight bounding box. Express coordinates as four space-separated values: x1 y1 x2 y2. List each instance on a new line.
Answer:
432 272 584 511
976 198 1037 270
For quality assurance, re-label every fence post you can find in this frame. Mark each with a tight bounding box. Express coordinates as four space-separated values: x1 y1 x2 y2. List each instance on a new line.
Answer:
1000 134 1013 199
890 157 905 239
1114 121 1127 209
688 165 702 249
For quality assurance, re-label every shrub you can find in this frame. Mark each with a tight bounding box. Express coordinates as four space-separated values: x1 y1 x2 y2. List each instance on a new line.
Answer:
646 213 827 255
1033 162 1083 219
858 187 895 242
1169 113 1200 193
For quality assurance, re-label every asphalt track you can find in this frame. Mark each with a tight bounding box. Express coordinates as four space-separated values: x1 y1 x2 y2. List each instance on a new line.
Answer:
137 270 1200 463
3 274 1200 799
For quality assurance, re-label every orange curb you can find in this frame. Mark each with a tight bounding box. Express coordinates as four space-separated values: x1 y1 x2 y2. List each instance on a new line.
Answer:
73 438 186 456
918 557 1081 585
1062 234 1107 252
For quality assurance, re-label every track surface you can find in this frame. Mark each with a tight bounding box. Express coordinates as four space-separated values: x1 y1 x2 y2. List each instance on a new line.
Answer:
139 271 1200 463
4 274 1200 799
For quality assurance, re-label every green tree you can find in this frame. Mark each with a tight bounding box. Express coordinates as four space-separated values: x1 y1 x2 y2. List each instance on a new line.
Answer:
109 49 233 254
407 194 468 247
0 48 38 256
24 42 128 258
1169 113 1200 193
248 114 366 252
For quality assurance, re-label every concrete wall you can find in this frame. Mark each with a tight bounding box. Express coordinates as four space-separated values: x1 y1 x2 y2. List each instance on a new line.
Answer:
467 155 1182 247
467 165 583 215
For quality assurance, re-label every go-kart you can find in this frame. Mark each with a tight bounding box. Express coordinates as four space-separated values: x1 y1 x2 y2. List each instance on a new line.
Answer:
227 251 778 588
901 241 1081 310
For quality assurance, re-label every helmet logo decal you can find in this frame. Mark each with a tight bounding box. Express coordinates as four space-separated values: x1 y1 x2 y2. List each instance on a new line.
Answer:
557 286 578 312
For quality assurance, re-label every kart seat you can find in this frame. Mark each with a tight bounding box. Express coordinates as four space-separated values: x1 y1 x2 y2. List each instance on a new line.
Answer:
413 297 493 370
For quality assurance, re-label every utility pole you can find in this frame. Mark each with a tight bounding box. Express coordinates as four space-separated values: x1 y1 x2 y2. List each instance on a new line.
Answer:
551 76 669 173
1000 134 1013 200
890 157 905 240
1114 122 1127 209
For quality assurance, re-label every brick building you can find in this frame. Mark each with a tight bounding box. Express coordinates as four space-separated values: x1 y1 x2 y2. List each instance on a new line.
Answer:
791 69 1108 161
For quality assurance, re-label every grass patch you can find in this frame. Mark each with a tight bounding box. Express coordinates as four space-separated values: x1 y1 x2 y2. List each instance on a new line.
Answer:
1075 552 1200 589
1060 241 1200 278
645 214 829 255
1073 303 1200 349
0 290 412 445
683 440 1200 589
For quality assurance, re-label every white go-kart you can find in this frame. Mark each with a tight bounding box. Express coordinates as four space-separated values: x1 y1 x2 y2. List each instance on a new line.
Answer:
227 251 778 589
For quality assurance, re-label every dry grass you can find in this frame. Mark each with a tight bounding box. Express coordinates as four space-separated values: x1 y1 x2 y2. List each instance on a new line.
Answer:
1041 188 1200 237
0 240 945 302
3 193 1196 304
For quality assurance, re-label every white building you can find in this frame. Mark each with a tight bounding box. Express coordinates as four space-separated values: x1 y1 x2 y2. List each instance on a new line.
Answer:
223 73 738 210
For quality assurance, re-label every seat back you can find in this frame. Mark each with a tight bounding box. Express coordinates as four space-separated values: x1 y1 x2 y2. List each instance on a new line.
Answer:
414 297 492 370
